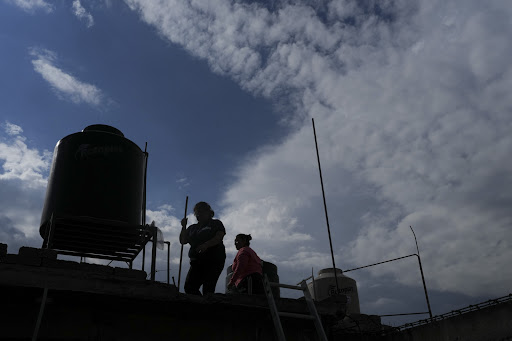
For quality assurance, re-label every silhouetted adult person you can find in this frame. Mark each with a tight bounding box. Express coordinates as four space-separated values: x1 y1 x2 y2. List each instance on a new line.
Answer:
180 201 226 295
227 234 264 294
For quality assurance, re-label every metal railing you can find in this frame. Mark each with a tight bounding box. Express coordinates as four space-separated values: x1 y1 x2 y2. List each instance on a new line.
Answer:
342 226 433 319
393 293 512 331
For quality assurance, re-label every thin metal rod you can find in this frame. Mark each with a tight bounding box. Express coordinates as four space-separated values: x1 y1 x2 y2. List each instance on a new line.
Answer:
143 143 148 227
46 213 55 249
271 282 302 290
312 118 339 292
278 312 316 320
410 226 433 319
150 230 157 282
165 241 171 284
142 143 148 274
178 196 188 291
343 254 418 272
42 213 54 248
264 274 286 341
342 229 433 319
297 274 314 285
32 287 48 341
33 215 53 340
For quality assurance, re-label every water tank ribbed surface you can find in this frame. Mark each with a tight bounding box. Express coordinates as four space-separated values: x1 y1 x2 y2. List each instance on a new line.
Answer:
307 268 360 314
39 125 145 237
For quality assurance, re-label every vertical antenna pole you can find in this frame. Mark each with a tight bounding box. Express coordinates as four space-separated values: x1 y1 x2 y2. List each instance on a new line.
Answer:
143 142 148 226
410 226 433 319
166 241 171 285
312 118 340 292
150 225 157 281
178 196 189 291
142 143 148 273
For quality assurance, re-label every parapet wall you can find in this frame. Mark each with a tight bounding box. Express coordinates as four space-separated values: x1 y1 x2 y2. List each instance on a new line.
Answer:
2 244 509 341
0 244 343 341
384 296 512 341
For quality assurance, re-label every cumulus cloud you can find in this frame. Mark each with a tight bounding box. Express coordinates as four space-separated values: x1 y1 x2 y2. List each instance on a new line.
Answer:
6 0 53 13
0 121 51 188
72 0 94 28
146 205 181 234
0 124 50 250
126 0 512 304
30 48 104 106
145 205 184 262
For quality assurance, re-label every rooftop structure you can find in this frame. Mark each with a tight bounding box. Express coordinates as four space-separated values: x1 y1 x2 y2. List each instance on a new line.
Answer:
1 243 511 340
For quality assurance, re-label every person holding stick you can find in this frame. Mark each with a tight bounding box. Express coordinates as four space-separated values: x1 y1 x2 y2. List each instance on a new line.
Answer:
180 201 226 295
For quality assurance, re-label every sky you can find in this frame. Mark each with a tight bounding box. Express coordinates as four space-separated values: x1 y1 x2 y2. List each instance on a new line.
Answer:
1 0 511 327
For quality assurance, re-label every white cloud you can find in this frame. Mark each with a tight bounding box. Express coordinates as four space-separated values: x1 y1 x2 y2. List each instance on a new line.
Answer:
176 177 190 189
4 122 23 136
72 0 94 28
146 205 181 234
0 122 51 188
157 204 175 212
126 0 512 304
221 195 313 244
0 125 50 249
30 48 104 106
7 0 53 13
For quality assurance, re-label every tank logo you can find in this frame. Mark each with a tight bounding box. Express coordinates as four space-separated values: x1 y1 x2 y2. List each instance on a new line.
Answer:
328 285 353 296
75 144 124 160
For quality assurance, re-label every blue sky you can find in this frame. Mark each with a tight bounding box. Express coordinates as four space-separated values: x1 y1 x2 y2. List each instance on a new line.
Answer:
1 0 512 326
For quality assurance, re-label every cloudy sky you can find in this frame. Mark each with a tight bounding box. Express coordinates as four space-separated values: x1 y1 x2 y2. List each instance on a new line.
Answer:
1 0 511 326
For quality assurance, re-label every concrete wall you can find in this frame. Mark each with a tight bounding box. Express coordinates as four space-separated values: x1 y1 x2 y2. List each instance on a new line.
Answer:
0 247 340 341
1 285 321 341
2 245 511 341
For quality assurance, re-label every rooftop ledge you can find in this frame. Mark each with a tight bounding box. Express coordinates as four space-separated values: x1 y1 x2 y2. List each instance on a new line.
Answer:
0 244 344 318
